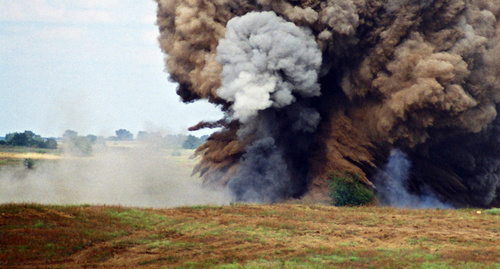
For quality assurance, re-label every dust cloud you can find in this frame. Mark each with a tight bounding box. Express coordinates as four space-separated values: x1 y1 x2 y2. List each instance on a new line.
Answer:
0 142 231 208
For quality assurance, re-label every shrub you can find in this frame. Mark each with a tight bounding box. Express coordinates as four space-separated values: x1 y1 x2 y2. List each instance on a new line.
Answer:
328 172 374 206
23 158 35 169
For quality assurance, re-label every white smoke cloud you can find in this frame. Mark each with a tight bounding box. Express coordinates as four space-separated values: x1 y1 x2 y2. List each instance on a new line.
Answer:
216 11 322 123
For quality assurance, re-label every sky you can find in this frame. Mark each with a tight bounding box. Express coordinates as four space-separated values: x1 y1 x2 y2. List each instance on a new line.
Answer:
0 0 223 138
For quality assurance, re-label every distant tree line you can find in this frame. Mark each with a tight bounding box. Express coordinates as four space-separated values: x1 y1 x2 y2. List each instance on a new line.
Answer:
0 131 57 149
136 131 207 149
0 128 209 151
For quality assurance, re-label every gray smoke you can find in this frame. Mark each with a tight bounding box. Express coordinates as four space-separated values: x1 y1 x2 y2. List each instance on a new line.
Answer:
216 11 323 202
374 149 452 209
227 137 289 203
216 11 322 123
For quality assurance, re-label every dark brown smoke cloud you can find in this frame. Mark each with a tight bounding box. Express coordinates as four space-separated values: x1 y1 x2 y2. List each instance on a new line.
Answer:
156 0 500 207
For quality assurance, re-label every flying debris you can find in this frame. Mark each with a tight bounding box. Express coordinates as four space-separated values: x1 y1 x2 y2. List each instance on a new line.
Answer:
156 0 500 208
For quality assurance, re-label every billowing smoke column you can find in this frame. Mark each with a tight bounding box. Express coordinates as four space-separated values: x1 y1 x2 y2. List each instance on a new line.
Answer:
156 0 500 208
217 11 322 202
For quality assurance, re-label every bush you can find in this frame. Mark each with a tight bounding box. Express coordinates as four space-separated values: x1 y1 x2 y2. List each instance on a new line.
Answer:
23 158 35 169
328 172 374 206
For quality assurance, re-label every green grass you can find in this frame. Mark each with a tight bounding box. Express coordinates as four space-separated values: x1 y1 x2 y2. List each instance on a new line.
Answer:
0 158 21 166
485 208 500 215
0 145 60 154
105 208 175 230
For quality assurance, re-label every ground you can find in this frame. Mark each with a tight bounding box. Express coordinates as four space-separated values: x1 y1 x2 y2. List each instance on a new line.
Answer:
0 203 498 268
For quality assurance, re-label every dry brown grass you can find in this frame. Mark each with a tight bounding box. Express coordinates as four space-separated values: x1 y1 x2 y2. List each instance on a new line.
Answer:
1 203 498 268
0 152 61 161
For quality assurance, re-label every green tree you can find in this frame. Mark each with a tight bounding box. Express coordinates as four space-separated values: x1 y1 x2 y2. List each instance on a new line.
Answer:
43 138 58 149
4 131 54 148
62 130 92 156
86 135 97 144
182 135 203 149
115 129 133 141
63 130 78 140
86 135 105 145
5 132 29 147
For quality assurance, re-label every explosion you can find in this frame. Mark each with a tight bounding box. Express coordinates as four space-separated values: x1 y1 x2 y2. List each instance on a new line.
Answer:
156 0 500 208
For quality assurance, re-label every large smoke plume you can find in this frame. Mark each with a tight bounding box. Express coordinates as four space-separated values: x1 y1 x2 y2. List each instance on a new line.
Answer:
156 0 500 208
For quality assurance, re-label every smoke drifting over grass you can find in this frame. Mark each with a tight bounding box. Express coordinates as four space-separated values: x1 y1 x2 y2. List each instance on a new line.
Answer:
0 143 230 207
156 0 500 208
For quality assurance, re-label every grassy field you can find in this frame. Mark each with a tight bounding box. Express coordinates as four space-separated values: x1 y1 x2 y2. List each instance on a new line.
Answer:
0 203 498 268
0 146 61 167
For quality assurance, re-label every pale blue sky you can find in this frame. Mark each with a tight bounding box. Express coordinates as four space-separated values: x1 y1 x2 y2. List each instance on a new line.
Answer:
0 0 223 138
